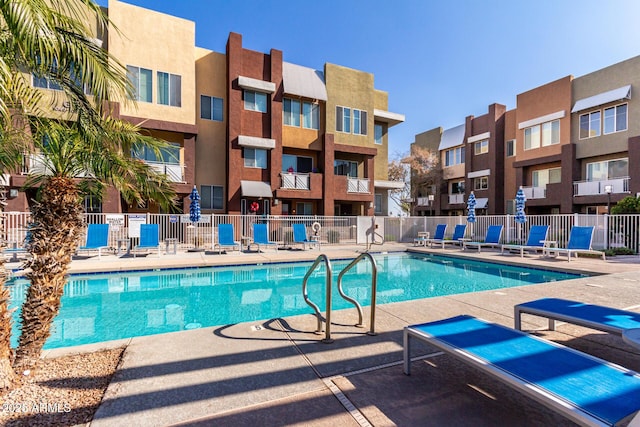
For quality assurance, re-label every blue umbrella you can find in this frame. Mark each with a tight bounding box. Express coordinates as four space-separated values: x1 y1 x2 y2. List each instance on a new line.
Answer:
515 186 527 224
189 186 201 223
467 191 477 223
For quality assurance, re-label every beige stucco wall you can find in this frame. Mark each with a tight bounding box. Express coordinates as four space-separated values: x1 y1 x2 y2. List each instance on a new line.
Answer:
194 47 227 207
107 0 196 125
572 55 640 159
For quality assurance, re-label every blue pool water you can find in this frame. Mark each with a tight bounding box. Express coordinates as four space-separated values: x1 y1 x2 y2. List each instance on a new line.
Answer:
8 252 582 349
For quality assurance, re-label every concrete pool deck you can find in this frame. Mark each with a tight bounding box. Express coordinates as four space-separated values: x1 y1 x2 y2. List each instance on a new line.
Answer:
22 244 640 426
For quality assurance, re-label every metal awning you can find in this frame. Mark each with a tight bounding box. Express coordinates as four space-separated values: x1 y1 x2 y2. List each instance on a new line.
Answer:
240 180 272 198
438 124 465 150
571 85 631 113
475 198 489 209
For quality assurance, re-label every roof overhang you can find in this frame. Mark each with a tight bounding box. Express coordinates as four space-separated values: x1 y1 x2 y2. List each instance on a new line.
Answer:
374 109 405 127
571 85 631 113
468 132 490 143
238 76 276 94
374 180 405 190
468 169 490 179
282 62 328 101
475 198 489 209
438 124 465 150
238 135 276 150
518 110 565 129
240 180 273 198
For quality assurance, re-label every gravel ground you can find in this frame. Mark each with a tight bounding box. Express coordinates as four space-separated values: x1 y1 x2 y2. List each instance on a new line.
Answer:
0 347 124 427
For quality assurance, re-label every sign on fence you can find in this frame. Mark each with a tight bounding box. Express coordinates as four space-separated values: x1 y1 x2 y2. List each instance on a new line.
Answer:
105 214 125 231
128 214 146 238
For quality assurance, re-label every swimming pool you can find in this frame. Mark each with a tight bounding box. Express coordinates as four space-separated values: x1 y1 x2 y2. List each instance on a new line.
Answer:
8 252 582 349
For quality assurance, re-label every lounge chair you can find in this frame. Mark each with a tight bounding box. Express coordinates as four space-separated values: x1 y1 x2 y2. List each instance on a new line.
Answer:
462 225 503 252
251 223 278 252
133 223 161 257
404 315 640 427
416 224 446 247
213 223 240 254
292 223 319 250
430 224 466 249
77 223 109 259
501 225 549 257
515 297 640 335
545 225 605 261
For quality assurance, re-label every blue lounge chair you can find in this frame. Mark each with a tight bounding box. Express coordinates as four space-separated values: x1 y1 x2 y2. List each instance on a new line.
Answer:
515 297 640 335
545 225 605 261
430 224 466 249
133 223 161 257
462 224 503 252
416 224 446 246
292 223 319 250
404 315 640 427
213 223 240 254
77 223 109 259
501 225 549 257
251 223 278 252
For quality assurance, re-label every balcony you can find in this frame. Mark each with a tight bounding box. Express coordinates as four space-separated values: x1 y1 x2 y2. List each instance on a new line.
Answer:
448 194 464 204
522 186 546 199
573 177 629 196
280 172 310 190
347 178 370 193
147 162 184 183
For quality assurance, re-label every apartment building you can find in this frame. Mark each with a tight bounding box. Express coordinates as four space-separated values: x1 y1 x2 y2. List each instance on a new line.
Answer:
7 0 404 216
411 56 640 216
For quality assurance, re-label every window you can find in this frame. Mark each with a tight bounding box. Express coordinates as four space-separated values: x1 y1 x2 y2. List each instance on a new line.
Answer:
302 102 319 129
157 71 181 107
201 95 223 121
604 104 627 134
524 126 540 149
506 139 515 157
474 176 488 190
283 98 301 126
334 159 358 176
244 148 267 169
353 109 367 135
32 57 62 90
336 106 351 133
244 90 267 112
282 154 313 173
532 167 561 187
541 120 560 146
296 202 313 215
586 158 628 181
374 124 383 145
132 142 180 164
506 199 515 215
127 65 153 102
83 195 102 214
200 185 224 210
451 181 465 194
445 146 465 166
579 111 601 139
474 139 488 155
375 194 383 214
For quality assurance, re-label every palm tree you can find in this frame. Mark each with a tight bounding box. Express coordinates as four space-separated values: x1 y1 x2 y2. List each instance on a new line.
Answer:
13 117 176 370
0 0 158 387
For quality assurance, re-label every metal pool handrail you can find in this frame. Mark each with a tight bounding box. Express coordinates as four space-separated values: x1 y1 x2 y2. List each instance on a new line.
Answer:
301 254 334 343
337 252 378 336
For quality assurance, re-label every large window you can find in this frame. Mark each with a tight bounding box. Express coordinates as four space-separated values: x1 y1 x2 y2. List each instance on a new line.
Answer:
353 109 367 135
506 139 515 157
445 146 465 166
334 159 358 177
302 102 319 129
200 185 224 210
474 139 488 155
375 194 383 214
374 124 383 145
524 120 559 150
336 106 351 133
244 90 267 112
604 104 627 134
532 167 561 187
282 154 313 173
586 158 628 181
157 71 181 107
201 95 223 121
244 148 267 169
283 98 301 126
296 202 313 215
474 176 488 190
579 111 602 139
132 142 180 164
451 181 465 194
127 65 152 103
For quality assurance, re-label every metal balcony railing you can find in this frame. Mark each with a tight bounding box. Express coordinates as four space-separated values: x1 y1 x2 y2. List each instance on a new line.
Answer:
147 162 184 183
448 194 464 204
522 186 546 199
573 177 630 196
281 172 310 190
347 178 370 193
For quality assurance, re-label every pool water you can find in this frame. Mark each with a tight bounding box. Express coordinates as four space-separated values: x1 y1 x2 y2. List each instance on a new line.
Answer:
8 252 582 349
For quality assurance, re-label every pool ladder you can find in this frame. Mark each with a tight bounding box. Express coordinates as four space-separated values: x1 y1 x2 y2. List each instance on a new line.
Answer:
301 253 378 343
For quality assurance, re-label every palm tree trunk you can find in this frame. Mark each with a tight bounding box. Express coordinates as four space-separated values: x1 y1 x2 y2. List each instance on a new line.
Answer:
13 177 85 370
0 265 15 390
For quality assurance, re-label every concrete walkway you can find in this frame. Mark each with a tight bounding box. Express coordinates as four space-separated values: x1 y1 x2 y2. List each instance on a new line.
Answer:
33 244 640 426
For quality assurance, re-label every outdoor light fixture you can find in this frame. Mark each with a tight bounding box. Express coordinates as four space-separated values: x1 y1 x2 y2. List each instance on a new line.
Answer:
428 194 435 216
604 184 613 213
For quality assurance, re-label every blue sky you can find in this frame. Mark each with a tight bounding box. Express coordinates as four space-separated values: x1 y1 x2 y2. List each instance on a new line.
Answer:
97 0 640 160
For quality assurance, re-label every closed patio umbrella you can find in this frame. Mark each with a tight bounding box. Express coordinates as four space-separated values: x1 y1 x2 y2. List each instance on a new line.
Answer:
189 186 202 250
467 191 477 239
515 186 527 244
